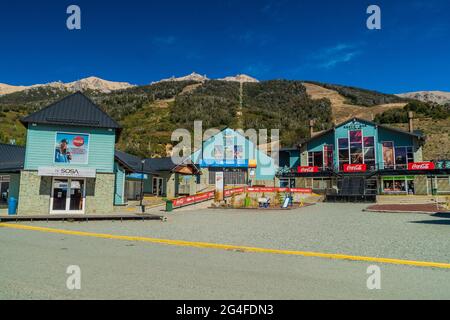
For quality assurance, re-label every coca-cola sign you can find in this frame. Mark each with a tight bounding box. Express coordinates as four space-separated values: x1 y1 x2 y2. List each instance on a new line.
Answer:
297 166 319 173
408 162 435 171
343 164 367 172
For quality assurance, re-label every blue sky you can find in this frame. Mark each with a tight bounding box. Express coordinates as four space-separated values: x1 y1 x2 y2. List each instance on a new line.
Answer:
0 0 449 93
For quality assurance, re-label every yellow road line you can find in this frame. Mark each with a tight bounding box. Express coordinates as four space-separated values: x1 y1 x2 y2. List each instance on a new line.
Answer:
1 222 450 270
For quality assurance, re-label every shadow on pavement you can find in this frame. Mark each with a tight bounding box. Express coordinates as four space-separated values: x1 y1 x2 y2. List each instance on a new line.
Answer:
411 220 450 226
431 212 450 219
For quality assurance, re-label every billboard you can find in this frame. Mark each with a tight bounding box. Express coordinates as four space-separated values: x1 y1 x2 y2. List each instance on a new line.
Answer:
54 132 90 165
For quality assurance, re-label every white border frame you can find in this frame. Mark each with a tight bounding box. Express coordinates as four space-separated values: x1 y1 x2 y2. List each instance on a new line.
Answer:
50 177 86 214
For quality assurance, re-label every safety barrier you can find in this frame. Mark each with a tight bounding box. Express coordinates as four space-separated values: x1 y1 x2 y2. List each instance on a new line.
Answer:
166 187 312 211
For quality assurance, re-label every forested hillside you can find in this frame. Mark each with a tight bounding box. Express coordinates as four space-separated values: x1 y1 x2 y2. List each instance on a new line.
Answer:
1 79 445 159
305 81 406 107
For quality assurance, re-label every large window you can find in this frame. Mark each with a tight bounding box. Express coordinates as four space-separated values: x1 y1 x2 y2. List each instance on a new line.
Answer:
324 145 334 169
308 151 323 168
0 175 10 205
349 130 363 165
338 133 375 171
338 138 349 171
382 142 395 169
209 168 247 185
363 137 376 170
382 143 414 170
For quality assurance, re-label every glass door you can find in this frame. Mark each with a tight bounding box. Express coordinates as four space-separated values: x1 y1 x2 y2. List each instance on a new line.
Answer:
51 178 85 214
69 179 85 212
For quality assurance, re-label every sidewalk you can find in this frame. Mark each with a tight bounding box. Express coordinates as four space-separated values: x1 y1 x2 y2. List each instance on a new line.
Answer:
365 203 448 214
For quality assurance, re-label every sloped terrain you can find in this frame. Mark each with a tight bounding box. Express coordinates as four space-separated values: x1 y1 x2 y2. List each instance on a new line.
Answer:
302 82 407 123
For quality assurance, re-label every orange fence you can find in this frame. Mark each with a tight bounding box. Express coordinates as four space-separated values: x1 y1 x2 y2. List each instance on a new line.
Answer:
170 187 312 209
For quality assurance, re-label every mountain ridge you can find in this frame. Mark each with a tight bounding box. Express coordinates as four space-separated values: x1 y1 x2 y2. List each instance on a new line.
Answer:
0 76 135 96
396 91 450 105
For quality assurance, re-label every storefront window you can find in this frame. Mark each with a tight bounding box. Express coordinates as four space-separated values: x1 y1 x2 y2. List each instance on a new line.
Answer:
382 142 395 169
349 131 363 165
338 138 349 171
395 147 407 169
280 179 296 188
0 176 10 204
308 151 323 168
324 145 334 169
382 176 415 194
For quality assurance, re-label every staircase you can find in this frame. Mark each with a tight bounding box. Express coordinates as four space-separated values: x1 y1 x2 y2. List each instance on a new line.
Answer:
377 195 446 205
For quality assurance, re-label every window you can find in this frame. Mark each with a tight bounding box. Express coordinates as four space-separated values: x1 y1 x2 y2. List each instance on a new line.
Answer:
324 145 334 169
349 130 363 165
382 142 395 169
209 168 247 185
338 138 349 171
0 176 10 204
308 151 323 168
394 146 414 169
363 137 376 170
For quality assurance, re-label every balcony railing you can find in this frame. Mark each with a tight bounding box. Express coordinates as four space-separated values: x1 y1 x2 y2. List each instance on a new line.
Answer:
277 161 449 176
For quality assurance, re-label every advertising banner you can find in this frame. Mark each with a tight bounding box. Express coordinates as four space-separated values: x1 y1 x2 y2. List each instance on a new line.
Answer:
343 164 367 173
54 132 90 165
246 187 312 194
297 166 319 173
382 142 395 168
408 162 435 171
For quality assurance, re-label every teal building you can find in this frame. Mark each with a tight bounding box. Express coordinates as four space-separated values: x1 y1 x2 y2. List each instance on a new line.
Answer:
191 128 277 187
278 117 450 197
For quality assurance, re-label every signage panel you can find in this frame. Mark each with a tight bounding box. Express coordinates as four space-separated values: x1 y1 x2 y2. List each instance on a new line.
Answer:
343 164 367 173
54 132 90 165
297 166 319 173
38 167 96 178
408 162 435 171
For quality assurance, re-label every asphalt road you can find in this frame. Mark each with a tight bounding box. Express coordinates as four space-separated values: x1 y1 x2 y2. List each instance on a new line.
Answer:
1 203 449 299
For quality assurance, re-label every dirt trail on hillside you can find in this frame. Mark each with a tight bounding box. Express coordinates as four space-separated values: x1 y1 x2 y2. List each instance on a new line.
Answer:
152 83 204 109
302 83 407 123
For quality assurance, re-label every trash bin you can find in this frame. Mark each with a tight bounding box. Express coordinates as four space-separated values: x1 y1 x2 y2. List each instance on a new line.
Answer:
165 200 173 212
8 197 18 216
432 188 438 196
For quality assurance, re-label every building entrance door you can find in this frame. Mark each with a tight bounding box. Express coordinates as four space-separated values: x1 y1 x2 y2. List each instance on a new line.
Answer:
153 177 164 196
51 178 86 214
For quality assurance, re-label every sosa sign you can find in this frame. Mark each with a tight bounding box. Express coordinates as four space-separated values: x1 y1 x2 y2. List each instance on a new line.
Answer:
38 166 96 178
408 162 435 171
343 164 367 173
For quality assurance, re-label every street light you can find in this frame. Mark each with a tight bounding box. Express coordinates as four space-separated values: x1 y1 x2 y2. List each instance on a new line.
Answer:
140 159 146 213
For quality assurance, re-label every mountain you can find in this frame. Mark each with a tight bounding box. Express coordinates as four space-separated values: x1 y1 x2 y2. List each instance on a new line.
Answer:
154 72 209 84
397 91 450 105
218 74 259 83
0 76 135 96
153 72 259 84
1 78 448 159
0 83 27 95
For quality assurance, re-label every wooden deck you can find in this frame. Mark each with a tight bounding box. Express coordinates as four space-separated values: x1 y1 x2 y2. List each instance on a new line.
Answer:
0 213 164 222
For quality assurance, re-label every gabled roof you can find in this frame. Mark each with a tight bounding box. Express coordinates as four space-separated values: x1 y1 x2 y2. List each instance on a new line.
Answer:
114 150 154 174
21 92 122 136
301 117 424 146
0 144 25 172
144 157 180 172
144 157 199 173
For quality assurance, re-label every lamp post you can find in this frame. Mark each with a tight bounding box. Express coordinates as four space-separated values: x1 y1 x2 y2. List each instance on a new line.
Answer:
140 159 145 213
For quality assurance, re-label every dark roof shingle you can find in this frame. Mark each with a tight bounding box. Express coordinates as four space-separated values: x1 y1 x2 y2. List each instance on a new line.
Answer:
0 144 25 172
21 92 122 133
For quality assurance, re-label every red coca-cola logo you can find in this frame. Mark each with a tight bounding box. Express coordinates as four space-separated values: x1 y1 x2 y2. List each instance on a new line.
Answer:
408 162 435 171
73 136 85 147
297 166 319 173
343 164 367 172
